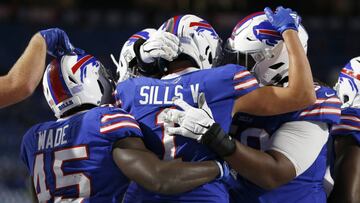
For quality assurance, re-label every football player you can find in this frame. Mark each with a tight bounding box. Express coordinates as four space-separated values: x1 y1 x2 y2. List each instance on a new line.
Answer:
0 28 76 108
114 6 316 202
164 10 342 203
328 57 360 203
20 52 229 202
112 28 184 202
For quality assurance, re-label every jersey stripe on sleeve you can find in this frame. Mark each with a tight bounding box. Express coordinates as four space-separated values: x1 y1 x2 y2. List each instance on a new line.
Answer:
233 70 259 95
100 112 140 134
101 113 135 123
234 78 258 91
100 121 140 134
299 97 341 118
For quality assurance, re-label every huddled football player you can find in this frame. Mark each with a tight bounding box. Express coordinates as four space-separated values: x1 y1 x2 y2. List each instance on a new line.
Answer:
163 10 342 203
20 52 229 202
329 57 360 203
114 6 316 202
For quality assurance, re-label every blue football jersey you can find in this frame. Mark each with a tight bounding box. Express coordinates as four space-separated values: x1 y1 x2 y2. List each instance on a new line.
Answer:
229 85 341 203
331 107 360 145
115 65 259 202
20 106 143 203
329 107 360 177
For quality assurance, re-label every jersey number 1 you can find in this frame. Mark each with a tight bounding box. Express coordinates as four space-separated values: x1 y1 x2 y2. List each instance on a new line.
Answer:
156 109 176 160
33 145 90 202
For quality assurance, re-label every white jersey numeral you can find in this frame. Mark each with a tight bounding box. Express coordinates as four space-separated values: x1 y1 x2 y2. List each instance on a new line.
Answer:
33 154 51 202
33 145 90 202
240 128 270 151
156 109 176 160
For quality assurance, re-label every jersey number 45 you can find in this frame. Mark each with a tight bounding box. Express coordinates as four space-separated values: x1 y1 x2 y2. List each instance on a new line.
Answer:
33 145 90 203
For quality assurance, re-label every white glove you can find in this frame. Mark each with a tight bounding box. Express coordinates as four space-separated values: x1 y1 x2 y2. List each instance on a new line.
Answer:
163 93 215 141
140 31 180 63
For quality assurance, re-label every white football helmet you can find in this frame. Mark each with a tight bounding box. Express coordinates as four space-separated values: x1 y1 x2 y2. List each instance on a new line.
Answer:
334 57 360 108
159 14 222 70
111 28 156 83
225 12 308 86
43 53 115 118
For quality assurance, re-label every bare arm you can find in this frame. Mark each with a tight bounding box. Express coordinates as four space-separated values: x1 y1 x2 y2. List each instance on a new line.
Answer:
112 137 219 195
225 142 295 190
0 33 46 108
233 30 316 116
224 121 328 190
328 136 360 203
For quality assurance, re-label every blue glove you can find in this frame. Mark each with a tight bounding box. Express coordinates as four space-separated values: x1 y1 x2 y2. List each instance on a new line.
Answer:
39 28 77 57
215 161 231 182
264 6 301 34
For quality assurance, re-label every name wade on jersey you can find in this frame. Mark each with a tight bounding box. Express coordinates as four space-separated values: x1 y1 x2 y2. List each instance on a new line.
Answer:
37 125 69 151
138 83 200 105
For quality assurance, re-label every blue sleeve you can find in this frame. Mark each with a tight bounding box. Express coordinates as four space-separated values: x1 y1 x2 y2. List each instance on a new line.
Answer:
290 86 341 124
204 64 259 103
115 79 136 112
97 106 143 142
20 127 37 175
331 107 360 145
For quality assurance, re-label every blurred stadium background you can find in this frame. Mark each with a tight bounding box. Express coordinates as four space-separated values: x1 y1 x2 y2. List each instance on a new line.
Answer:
0 0 359 202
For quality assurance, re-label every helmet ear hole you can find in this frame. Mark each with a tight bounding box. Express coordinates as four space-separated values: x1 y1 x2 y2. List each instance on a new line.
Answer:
272 74 283 84
97 80 104 94
68 76 77 84
343 95 349 103
208 52 212 64
269 62 285 70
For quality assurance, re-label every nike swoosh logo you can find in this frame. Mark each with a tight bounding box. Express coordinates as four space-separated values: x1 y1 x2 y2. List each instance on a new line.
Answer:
325 92 336 97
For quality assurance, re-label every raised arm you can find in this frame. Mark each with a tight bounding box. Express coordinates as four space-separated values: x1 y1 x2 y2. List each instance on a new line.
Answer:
112 137 222 195
0 33 46 108
233 7 316 116
0 28 75 108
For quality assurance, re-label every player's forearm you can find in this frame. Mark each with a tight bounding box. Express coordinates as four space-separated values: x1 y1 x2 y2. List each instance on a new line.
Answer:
0 33 46 108
225 141 295 190
283 30 316 108
113 148 219 195
151 160 219 194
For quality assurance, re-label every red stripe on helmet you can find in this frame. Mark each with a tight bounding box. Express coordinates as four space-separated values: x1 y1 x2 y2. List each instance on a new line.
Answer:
71 55 93 74
257 29 281 37
189 22 211 28
130 34 143 39
341 68 360 80
49 61 71 103
231 11 265 37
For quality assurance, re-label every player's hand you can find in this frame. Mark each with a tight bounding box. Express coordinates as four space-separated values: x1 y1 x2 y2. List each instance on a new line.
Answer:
264 6 301 34
140 31 180 63
39 28 77 57
163 93 215 141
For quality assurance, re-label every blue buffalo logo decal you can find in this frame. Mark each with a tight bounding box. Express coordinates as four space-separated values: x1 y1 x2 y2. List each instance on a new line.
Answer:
190 20 218 38
253 21 282 46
